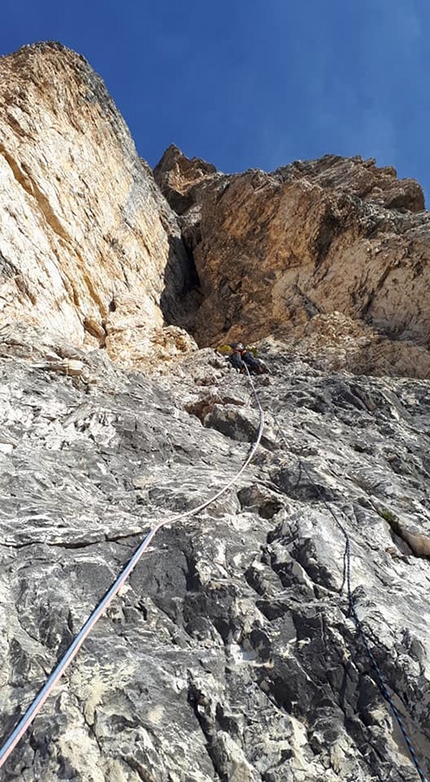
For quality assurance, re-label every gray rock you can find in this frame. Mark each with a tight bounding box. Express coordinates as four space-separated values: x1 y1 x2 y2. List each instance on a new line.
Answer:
0 338 429 781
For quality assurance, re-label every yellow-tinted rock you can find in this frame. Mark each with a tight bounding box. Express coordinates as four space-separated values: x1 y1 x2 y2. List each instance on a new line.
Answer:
0 43 195 369
156 148 430 377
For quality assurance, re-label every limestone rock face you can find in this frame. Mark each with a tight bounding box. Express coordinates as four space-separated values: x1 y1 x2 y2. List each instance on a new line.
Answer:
0 43 195 369
157 148 430 377
2 39 430 782
0 339 430 781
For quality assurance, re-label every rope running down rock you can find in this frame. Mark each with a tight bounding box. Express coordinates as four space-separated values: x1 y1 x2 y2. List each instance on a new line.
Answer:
0 367 264 771
299 460 427 782
273 415 427 782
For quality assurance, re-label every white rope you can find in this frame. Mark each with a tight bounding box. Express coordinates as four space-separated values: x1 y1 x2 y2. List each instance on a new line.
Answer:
0 367 264 769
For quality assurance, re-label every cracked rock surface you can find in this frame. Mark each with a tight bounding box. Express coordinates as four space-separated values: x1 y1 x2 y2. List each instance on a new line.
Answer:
0 336 429 781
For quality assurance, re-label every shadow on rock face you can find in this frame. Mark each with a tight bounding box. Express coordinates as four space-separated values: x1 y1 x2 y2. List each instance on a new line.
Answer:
203 403 277 451
159 234 202 333
273 462 340 503
204 404 260 443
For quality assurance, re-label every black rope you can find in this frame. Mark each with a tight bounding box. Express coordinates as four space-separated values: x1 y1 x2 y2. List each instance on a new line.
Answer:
301 458 427 782
268 408 427 782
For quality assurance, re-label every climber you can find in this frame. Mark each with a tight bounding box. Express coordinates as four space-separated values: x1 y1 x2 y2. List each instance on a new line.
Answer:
219 343 268 374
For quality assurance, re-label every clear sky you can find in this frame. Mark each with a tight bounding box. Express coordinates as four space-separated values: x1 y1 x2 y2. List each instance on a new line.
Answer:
1 0 429 204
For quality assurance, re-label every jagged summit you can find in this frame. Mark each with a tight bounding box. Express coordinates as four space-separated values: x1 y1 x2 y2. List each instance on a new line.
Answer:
273 153 425 211
156 146 426 214
0 43 429 782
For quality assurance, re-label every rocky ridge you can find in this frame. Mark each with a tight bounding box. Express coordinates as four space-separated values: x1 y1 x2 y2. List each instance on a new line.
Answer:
0 42 429 782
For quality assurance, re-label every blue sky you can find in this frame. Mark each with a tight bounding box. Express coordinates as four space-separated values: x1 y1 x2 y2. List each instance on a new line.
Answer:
1 0 429 203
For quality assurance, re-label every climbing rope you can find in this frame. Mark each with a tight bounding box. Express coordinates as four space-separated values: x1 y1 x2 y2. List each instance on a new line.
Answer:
272 417 427 782
299 461 426 782
1 362 426 780
0 367 264 771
